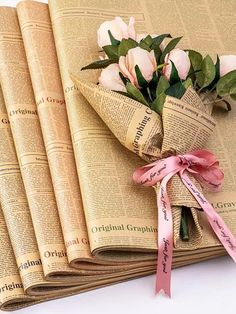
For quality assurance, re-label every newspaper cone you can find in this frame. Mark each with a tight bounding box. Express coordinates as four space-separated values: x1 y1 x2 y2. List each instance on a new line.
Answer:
71 75 163 162
159 92 216 248
72 74 216 250
160 94 216 210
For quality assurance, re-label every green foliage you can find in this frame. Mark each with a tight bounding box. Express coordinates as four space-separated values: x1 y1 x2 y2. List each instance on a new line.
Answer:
156 76 170 97
151 34 172 49
182 77 193 89
139 35 153 50
118 38 138 56
82 27 235 114
108 30 120 45
165 82 186 99
142 35 153 46
153 46 162 64
216 70 236 97
160 37 182 63
102 45 119 60
139 40 152 51
151 92 166 114
151 34 172 63
169 61 180 84
126 83 149 106
81 59 116 70
188 50 203 72
215 55 220 82
119 72 130 85
135 65 148 88
187 50 203 81
196 55 216 88
139 34 171 53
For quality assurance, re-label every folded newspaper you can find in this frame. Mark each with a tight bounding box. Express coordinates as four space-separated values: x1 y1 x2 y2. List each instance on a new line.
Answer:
72 16 236 296
0 0 236 310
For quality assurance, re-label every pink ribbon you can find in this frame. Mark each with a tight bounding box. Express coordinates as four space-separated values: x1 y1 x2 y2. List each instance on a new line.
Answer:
133 150 236 297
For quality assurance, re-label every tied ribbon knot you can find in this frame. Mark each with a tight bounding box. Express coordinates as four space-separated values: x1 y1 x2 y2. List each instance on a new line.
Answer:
133 150 236 297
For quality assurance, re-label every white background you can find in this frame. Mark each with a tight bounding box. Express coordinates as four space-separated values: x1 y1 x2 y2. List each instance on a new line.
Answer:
1 0 236 313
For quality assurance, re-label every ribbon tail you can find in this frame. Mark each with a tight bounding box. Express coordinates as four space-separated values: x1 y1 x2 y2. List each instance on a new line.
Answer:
180 172 236 262
156 170 178 297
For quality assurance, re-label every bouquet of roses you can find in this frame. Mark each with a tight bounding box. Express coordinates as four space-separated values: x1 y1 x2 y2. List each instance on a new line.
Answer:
71 17 236 296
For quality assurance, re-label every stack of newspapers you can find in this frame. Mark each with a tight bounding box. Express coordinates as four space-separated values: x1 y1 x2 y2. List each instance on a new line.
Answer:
0 0 235 310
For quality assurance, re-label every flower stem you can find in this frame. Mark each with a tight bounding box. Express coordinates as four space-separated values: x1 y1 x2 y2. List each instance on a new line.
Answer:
204 96 232 111
220 97 232 111
200 84 217 102
180 206 189 241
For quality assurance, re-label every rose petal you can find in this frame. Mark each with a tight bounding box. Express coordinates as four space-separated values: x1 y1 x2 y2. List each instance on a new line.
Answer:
98 64 126 92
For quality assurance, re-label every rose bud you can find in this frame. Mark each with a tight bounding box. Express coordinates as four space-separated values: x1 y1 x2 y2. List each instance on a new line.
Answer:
219 55 236 77
97 17 136 48
163 48 191 80
98 63 126 92
119 47 157 88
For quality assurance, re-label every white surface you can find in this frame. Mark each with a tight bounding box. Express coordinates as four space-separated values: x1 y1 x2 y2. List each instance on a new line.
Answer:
13 257 236 314
1 0 236 313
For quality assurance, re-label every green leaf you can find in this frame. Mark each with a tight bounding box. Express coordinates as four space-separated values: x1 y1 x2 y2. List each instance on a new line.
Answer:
151 92 166 114
139 41 151 51
151 34 171 64
156 64 166 71
108 30 120 46
182 77 193 89
230 84 236 96
81 59 115 70
126 82 149 106
153 45 162 64
188 50 203 72
160 36 182 63
119 72 130 85
187 50 203 82
156 75 170 97
141 35 153 46
165 82 186 99
196 55 216 88
216 70 236 96
135 65 148 87
118 38 138 56
180 207 190 241
146 87 154 102
102 45 119 60
228 83 236 106
220 98 232 111
215 55 220 82
151 33 172 49
139 35 157 51
169 60 180 84
148 72 158 93
186 69 201 79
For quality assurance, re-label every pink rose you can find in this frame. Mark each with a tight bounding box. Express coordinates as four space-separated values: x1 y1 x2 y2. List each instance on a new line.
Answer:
97 17 136 48
98 64 126 92
163 48 190 80
119 47 157 88
219 55 236 77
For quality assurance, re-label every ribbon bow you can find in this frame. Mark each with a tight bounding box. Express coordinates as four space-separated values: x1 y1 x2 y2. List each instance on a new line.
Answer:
133 150 236 297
